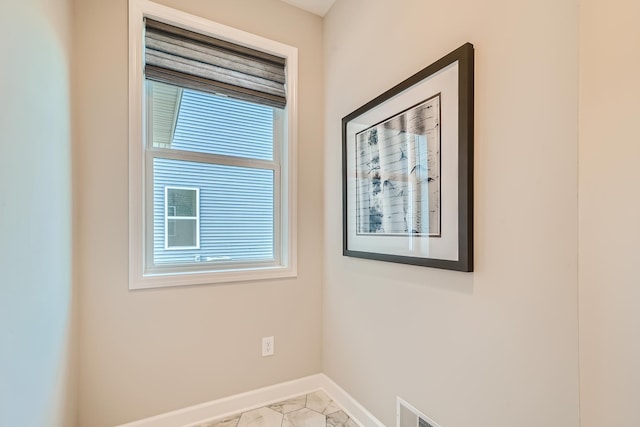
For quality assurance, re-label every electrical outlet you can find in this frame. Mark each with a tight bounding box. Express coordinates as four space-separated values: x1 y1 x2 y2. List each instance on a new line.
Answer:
262 336 274 356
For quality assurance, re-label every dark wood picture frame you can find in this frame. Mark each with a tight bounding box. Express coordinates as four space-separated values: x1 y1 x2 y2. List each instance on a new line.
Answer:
342 43 474 272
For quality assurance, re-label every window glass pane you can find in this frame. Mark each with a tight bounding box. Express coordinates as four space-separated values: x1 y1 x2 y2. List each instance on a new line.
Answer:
167 188 197 217
148 80 276 160
153 158 274 265
167 218 197 247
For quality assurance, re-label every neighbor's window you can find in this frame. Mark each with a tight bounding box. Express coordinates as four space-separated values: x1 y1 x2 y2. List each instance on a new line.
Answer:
165 186 199 250
129 2 297 289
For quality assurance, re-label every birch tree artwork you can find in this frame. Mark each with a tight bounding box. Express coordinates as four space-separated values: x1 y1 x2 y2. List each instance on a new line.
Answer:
355 94 441 236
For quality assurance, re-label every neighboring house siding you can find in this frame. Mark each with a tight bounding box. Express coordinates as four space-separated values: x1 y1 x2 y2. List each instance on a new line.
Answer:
152 89 276 266
172 89 274 160
153 158 274 264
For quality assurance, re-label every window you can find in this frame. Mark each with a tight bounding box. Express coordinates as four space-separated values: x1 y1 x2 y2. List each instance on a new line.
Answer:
129 0 297 289
165 186 199 250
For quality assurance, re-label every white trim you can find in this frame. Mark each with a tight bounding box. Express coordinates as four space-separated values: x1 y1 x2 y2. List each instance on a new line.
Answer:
148 147 280 171
133 264 297 290
318 375 386 427
128 0 298 289
129 0 146 290
115 374 384 427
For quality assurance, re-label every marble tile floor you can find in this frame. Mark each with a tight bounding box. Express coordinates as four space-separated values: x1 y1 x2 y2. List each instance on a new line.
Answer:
192 390 359 427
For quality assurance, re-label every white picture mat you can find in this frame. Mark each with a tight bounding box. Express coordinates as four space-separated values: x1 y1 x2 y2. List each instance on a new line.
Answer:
346 61 459 261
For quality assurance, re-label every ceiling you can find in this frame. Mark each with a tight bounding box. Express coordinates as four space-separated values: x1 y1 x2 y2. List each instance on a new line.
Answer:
279 0 336 16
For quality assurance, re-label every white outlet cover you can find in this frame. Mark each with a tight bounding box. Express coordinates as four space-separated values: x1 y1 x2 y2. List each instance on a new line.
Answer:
262 336 274 356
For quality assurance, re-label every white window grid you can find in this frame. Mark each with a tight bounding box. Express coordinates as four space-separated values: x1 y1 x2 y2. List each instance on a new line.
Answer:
164 186 200 250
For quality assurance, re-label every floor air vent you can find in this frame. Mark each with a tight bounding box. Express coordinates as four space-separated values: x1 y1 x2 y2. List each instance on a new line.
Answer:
418 418 436 427
398 397 442 427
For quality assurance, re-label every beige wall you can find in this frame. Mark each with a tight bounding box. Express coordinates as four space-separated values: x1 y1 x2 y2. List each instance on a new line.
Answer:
73 1 323 425
323 1 580 426
578 0 640 425
0 0 76 426
4 0 637 425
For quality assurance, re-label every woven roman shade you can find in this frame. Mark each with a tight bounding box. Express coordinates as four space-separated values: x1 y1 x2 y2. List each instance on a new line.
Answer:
144 19 287 109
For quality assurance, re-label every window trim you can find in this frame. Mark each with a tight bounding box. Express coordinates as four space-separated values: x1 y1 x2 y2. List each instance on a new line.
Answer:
129 0 298 289
164 186 200 250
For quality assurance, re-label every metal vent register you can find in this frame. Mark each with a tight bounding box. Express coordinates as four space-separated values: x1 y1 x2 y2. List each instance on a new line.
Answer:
398 398 442 427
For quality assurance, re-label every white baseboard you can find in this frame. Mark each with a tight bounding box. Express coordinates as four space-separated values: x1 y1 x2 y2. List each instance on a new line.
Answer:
116 374 384 427
317 375 386 427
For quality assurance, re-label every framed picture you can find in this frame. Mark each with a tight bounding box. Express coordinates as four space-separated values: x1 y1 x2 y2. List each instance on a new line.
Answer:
342 43 474 272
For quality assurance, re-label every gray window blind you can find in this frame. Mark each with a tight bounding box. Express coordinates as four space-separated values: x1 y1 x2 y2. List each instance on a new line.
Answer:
144 19 287 109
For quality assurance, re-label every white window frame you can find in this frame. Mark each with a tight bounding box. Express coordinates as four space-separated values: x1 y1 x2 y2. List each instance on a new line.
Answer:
164 186 200 250
128 0 298 289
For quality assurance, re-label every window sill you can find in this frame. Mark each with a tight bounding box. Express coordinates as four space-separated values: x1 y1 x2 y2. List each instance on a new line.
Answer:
129 264 297 290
